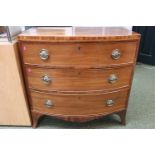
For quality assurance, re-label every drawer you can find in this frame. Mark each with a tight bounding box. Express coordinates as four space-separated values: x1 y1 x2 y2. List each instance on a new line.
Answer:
26 66 133 92
30 89 128 116
21 42 137 67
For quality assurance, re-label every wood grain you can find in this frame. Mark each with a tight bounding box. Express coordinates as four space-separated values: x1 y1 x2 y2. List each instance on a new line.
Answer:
31 109 126 127
18 27 140 42
17 27 141 127
30 88 128 116
21 41 137 67
26 65 133 92
0 41 31 126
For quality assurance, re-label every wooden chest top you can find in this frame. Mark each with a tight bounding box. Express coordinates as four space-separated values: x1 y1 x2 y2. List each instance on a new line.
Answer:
18 27 140 42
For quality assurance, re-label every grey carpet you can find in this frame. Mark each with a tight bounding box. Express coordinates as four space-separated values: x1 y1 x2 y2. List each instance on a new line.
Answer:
1 63 155 129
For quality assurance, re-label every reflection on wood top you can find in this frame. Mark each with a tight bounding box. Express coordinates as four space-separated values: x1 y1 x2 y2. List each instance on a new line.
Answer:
18 27 140 42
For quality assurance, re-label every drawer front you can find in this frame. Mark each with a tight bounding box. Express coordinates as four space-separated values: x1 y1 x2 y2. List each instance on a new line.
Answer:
21 42 137 67
26 66 133 91
30 89 128 116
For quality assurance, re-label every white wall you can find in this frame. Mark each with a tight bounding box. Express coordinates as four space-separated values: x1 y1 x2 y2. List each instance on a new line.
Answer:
123 26 132 30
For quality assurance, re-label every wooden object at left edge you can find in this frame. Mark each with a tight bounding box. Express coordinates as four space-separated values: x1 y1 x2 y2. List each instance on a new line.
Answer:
0 41 31 126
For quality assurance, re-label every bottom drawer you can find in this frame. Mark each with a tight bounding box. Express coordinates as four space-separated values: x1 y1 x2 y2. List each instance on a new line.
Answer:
30 89 129 116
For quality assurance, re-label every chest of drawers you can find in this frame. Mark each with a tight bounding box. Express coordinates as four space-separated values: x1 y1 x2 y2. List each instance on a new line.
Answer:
18 27 140 128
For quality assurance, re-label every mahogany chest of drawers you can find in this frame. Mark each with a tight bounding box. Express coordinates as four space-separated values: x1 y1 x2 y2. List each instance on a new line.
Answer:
18 27 140 128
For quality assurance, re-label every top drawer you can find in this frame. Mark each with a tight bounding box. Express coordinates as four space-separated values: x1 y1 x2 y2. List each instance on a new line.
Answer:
20 41 137 67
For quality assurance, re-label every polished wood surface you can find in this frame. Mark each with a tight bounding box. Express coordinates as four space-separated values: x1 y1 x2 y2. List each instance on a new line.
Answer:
31 109 126 126
21 41 137 67
26 66 132 92
30 89 128 116
18 27 141 128
0 41 31 126
18 27 140 42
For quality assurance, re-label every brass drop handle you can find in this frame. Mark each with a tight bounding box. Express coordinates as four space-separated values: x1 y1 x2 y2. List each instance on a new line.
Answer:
41 75 51 84
44 100 53 108
106 99 115 107
39 49 49 60
111 49 121 59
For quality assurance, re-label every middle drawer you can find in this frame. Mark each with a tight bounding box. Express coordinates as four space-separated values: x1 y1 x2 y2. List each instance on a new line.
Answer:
26 66 133 92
